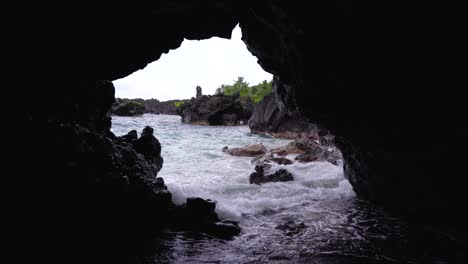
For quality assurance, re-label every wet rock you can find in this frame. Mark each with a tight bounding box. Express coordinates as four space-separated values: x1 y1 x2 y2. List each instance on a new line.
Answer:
271 141 305 156
249 165 294 185
295 138 320 151
271 138 322 156
270 157 293 165
119 130 138 144
206 220 241 239
251 153 293 166
134 126 163 171
170 198 241 239
221 146 229 152
295 147 342 165
295 149 320 163
186 197 219 223
227 143 267 157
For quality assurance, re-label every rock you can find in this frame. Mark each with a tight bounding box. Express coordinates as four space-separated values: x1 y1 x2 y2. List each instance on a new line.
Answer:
295 138 320 151
113 98 188 115
169 198 241 240
249 165 294 185
248 79 326 139
251 153 293 166
227 143 267 157
206 220 241 239
186 197 219 223
134 126 163 171
196 85 202 98
119 130 138 144
221 146 229 152
271 141 305 156
294 144 342 165
270 157 293 165
177 94 252 126
295 149 320 163
111 99 145 116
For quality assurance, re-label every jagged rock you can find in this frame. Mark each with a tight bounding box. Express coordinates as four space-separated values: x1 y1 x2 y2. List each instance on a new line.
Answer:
251 153 293 166
271 141 306 156
119 130 138 144
249 165 294 185
248 80 326 139
177 94 252 126
293 140 342 165
206 220 241 239
270 157 293 165
196 86 202 98
227 143 267 157
134 126 163 171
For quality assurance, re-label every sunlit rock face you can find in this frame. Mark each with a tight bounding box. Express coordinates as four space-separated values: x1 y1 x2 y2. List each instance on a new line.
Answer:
20 0 467 255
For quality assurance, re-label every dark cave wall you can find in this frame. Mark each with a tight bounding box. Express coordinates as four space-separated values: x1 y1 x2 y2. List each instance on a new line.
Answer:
20 0 467 242
238 2 467 232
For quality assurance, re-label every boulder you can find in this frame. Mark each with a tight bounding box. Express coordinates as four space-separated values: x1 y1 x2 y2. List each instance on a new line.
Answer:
119 130 138 144
134 126 163 171
206 220 241 239
251 152 293 166
270 157 293 165
170 197 241 240
249 165 294 185
226 143 267 157
271 141 305 156
177 94 253 126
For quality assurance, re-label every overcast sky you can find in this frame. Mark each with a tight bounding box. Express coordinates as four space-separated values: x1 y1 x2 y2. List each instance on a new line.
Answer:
113 25 272 101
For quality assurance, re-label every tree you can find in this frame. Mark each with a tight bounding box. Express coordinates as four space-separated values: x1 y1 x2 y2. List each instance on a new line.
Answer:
214 77 272 103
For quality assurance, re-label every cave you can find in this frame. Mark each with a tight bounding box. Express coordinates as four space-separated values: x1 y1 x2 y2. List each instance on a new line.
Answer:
19 1 467 263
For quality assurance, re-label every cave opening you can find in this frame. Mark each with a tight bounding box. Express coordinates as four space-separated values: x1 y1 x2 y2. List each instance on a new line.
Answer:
23 2 467 263
103 23 418 264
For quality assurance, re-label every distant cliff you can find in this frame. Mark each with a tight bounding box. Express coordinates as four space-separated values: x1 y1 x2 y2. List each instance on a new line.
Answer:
111 98 187 116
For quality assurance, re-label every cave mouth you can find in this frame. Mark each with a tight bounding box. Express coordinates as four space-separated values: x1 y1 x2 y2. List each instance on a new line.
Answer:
111 25 272 102
20 2 465 262
103 22 429 263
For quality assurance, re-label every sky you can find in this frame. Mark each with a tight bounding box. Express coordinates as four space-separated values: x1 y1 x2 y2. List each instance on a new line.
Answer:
112 25 272 100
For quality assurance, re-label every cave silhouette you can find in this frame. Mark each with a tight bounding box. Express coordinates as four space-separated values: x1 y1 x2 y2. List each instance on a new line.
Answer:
17 1 468 262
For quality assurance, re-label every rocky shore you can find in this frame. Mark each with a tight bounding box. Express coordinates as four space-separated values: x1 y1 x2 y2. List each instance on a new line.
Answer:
111 98 187 116
177 94 253 126
223 137 342 185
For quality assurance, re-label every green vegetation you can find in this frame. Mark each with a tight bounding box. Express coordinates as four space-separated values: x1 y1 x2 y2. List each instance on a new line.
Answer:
123 100 144 108
215 77 273 103
174 101 185 108
112 99 145 116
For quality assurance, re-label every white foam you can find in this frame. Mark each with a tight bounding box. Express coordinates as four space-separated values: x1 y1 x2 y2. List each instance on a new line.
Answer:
112 114 355 221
